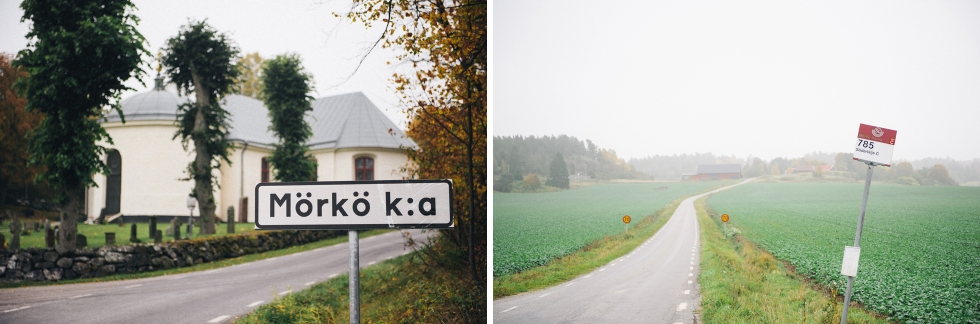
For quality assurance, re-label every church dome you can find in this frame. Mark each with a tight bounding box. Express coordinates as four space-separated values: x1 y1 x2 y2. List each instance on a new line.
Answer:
105 76 184 123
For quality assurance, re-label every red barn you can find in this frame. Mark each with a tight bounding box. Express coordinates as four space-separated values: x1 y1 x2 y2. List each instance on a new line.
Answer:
683 164 742 180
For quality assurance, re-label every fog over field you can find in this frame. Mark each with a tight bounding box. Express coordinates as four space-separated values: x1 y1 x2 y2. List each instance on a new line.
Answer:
495 1 980 161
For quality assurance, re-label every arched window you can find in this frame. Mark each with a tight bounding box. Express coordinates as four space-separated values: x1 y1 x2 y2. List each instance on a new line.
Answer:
355 157 374 180
105 150 122 214
261 157 269 183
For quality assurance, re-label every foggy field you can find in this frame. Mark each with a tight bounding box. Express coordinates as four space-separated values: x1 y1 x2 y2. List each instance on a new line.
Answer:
706 182 980 323
493 181 725 276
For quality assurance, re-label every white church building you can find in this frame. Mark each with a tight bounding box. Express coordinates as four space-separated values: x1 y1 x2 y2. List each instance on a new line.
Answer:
85 76 416 223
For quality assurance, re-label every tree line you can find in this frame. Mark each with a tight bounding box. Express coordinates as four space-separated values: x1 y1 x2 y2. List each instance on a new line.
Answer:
493 135 647 192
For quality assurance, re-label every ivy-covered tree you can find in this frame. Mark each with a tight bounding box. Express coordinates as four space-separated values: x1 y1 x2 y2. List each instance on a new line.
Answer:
261 54 316 182
162 20 239 235
546 152 570 189
14 0 148 253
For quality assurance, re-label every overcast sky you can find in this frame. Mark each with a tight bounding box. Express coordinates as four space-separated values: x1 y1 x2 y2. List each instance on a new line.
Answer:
495 1 980 161
1 0 409 128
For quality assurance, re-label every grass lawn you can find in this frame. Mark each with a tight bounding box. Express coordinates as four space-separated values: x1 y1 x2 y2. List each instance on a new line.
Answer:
2 220 255 249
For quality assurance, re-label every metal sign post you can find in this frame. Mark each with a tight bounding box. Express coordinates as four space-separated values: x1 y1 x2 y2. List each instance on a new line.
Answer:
349 230 359 324
253 180 454 324
841 163 873 323
622 215 631 237
841 124 896 323
186 197 196 237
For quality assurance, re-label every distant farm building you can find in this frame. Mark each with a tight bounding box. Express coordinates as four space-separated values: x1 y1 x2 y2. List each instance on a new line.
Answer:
682 164 742 180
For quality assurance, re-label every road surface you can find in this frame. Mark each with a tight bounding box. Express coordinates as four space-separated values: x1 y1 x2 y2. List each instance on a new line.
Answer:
0 229 434 324
493 180 750 323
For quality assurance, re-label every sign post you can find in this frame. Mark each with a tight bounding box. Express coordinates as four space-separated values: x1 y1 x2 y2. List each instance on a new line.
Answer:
840 124 896 324
721 213 729 237
622 215 631 236
254 179 453 324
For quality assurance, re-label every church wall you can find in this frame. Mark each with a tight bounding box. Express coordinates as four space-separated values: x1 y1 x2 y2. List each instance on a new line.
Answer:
90 121 195 218
219 144 272 223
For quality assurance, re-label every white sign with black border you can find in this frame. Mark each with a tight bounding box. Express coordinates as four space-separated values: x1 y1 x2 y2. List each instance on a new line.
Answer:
254 179 453 230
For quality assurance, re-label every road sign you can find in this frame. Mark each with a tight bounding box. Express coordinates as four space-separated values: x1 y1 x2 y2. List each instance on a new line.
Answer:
721 214 729 223
853 123 897 166
623 215 631 224
841 246 861 277
254 180 454 230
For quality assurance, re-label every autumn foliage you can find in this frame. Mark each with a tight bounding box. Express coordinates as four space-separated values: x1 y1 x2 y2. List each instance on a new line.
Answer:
346 0 487 289
0 53 46 206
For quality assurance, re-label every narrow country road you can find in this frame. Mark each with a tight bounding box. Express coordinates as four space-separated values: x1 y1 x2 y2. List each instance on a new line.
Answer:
0 229 435 324
493 179 751 323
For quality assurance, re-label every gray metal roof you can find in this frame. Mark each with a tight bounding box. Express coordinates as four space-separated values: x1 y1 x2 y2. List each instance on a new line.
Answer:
696 164 742 174
106 87 186 123
307 92 416 150
110 87 415 150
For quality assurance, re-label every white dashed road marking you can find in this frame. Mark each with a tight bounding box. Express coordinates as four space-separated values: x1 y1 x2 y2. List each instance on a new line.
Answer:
502 306 518 313
684 290 690 295
688 273 693 277
688 280 692 284
678 303 688 311
69 293 92 299
208 315 230 323
247 301 264 307
2 306 30 313
305 281 316 286
328 273 338 278
124 284 142 289
279 290 292 296
539 292 551 298
583 274 593 279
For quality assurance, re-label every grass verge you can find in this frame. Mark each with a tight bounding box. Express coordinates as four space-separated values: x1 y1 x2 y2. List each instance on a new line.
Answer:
492 196 683 299
695 196 891 323
0 229 390 289
1 221 256 249
236 237 485 323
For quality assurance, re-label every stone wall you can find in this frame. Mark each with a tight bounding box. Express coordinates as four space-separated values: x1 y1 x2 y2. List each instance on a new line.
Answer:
0 230 342 282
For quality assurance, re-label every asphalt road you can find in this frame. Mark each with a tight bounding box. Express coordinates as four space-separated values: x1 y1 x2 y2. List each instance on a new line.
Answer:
493 180 750 323
0 229 435 324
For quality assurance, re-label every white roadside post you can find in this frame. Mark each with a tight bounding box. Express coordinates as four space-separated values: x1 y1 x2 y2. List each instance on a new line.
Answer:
254 180 453 324
186 197 196 237
840 124 896 324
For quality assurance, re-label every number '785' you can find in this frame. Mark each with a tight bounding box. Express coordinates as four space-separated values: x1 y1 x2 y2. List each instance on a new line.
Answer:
857 139 874 149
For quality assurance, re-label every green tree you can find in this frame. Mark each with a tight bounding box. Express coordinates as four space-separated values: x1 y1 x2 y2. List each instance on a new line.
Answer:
546 152 570 189
162 20 240 235
926 164 957 186
261 54 316 182
15 0 148 252
232 52 265 100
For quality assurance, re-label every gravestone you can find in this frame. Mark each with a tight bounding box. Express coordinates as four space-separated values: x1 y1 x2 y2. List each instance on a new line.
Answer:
76 233 87 248
154 230 162 244
9 217 20 250
45 220 55 248
0 233 5 250
33 222 40 232
149 217 157 239
186 225 191 237
105 232 116 246
227 206 235 234
130 223 139 243
173 219 182 241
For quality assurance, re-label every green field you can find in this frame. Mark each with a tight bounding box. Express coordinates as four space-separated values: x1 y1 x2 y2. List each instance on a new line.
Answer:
493 181 727 276
706 182 980 323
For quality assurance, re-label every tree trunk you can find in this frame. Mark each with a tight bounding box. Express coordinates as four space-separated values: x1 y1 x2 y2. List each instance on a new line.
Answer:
56 184 83 253
191 71 216 235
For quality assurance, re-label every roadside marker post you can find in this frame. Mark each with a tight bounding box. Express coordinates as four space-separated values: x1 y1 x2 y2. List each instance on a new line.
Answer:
841 124 896 324
622 215 631 236
721 214 729 238
254 179 453 324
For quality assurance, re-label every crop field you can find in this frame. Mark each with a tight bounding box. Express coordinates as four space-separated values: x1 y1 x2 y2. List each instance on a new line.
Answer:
493 181 725 276
706 182 980 323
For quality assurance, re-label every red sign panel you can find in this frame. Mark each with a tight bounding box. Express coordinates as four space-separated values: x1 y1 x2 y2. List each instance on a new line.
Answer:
856 124 897 145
